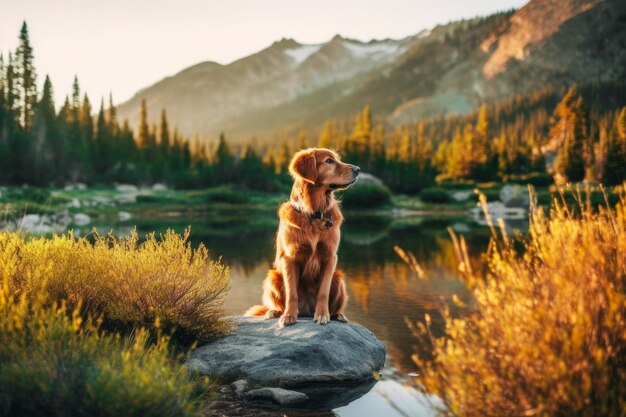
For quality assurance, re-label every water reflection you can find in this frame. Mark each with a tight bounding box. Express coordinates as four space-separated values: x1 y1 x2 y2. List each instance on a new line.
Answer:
78 211 494 415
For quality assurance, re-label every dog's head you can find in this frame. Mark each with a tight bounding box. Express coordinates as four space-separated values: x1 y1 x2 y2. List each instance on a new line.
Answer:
289 148 360 191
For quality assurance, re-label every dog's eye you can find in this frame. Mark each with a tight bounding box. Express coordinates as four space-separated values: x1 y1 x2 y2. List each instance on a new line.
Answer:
325 158 334 164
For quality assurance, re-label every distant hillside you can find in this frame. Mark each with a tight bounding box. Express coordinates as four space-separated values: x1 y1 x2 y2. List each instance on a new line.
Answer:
117 0 626 141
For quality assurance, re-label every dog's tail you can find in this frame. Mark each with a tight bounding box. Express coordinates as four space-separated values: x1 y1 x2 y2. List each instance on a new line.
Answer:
244 305 268 317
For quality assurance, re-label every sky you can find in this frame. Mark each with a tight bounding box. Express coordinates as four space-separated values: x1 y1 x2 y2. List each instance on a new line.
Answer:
1 0 527 107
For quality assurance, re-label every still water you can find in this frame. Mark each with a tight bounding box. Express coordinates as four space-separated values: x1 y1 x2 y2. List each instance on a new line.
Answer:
85 210 496 416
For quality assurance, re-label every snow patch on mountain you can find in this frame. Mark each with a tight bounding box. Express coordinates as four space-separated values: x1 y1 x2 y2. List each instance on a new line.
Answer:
285 44 322 66
342 41 402 60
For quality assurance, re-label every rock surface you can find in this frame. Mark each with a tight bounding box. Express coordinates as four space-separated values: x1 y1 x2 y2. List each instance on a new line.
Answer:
188 317 386 386
244 388 308 406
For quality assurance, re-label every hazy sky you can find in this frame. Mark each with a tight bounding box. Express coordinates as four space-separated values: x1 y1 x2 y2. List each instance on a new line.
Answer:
1 0 527 106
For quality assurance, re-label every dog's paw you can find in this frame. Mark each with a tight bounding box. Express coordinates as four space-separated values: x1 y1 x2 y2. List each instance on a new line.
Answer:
265 309 281 319
279 313 297 327
314 312 330 325
334 313 349 323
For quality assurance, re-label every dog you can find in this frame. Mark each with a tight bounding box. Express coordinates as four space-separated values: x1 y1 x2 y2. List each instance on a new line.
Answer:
245 148 360 326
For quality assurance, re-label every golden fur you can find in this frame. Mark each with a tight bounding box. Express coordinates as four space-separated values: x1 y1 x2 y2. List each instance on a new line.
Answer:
245 148 359 326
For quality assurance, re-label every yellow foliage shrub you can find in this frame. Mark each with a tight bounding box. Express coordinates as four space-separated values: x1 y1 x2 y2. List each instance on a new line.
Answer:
0 228 231 343
411 188 626 416
0 228 230 415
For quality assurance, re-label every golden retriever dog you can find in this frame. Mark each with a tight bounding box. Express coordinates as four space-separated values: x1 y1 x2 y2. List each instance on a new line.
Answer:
245 148 360 326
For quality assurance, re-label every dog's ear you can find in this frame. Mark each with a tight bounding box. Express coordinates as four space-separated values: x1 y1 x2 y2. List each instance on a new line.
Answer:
289 150 318 184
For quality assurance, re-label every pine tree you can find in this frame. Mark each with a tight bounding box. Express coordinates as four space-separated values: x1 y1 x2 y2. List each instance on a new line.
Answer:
137 99 150 150
14 22 37 131
0 54 7 178
159 108 170 158
214 132 235 182
5 53 19 129
107 93 117 132
371 123 386 173
70 76 81 124
30 75 58 183
551 88 588 183
94 99 108 177
604 107 626 185
318 121 335 149
347 105 372 165
80 94 94 145
296 131 309 150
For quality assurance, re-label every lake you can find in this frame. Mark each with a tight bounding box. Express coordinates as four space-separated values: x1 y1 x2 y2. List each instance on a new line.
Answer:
76 207 497 416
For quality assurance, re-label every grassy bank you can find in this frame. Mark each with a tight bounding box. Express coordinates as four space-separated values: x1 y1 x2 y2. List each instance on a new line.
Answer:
0 229 230 416
407 188 626 416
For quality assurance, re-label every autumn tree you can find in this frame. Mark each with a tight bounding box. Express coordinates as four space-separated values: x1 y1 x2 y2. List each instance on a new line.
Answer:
551 87 589 183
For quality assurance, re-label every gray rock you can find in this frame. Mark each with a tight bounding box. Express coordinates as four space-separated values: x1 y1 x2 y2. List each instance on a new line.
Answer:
116 184 138 193
188 317 385 386
500 184 530 207
244 387 308 406
72 213 91 226
451 190 473 202
230 379 248 397
118 211 132 221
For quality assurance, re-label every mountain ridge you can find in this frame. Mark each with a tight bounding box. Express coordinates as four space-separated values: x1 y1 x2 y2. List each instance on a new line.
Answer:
117 0 626 141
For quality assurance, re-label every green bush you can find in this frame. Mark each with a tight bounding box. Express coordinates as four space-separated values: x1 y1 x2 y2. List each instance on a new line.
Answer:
434 179 475 190
135 194 177 204
205 186 250 204
4 187 51 203
473 187 501 203
504 173 553 187
0 284 207 417
339 182 392 208
419 187 452 204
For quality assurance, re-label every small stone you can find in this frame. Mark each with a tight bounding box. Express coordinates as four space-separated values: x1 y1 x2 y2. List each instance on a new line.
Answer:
118 211 132 221
73 213 91 226
116 184 138 193
230 379 248 397
244 387 308 406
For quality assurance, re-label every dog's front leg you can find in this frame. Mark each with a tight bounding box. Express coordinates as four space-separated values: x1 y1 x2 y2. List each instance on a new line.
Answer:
314 254 337 325
279 256 299 327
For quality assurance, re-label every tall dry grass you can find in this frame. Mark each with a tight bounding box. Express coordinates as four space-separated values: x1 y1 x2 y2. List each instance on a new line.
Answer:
409 187 626 416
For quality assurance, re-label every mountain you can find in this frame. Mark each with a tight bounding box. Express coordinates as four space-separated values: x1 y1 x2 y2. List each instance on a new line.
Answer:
117 0 626 141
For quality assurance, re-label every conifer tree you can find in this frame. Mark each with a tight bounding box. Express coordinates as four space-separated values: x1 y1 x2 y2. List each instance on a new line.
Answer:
137 99 150 150
371 123 386 172
80 94 94 146
107 93 118 135
318 121 335 148
551 87 588 183
214 132 234 182
159 108 170 158
604 107 626 185
0 54 7 176
94 99 108 177
14 22 37 131
5 53 19 129
30 75 58 183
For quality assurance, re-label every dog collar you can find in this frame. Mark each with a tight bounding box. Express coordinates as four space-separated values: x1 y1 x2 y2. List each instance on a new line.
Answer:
290 200 333 228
